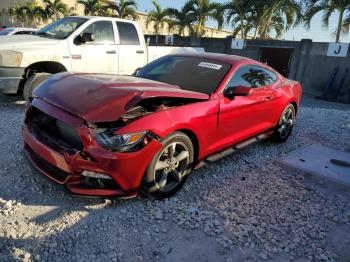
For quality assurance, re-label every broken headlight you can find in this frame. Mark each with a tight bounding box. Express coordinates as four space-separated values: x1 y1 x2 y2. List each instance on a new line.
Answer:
94 130 148 152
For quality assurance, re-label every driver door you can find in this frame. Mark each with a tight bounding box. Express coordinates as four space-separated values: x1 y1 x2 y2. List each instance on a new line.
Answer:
216 65 278 149
68 20 118 74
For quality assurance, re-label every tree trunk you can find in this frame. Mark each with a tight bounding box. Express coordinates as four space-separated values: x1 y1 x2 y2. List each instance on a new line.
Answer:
240 18 245 40
335 7 344 42
196 18 203 37
262 9 274 39
253 26 258 39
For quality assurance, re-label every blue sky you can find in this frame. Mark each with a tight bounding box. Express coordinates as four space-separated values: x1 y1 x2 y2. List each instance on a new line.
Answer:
135 0 350 43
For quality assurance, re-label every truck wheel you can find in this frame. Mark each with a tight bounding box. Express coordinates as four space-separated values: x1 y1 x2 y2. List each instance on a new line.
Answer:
140 132 194 199
23 73 52 101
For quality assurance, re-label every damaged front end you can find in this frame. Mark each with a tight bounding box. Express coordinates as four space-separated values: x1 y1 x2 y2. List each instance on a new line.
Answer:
89 97 200 152
23 94 205 198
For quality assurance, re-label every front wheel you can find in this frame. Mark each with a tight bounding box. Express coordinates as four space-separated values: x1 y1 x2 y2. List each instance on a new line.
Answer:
272 104 296 143
141 132 194 199
23 73 52 101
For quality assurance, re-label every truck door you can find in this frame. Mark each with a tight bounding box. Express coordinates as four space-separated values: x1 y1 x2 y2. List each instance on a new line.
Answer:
116 21 147 75
68 20 118 74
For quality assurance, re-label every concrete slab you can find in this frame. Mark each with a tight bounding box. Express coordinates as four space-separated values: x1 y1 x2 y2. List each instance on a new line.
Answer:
278 144 350 186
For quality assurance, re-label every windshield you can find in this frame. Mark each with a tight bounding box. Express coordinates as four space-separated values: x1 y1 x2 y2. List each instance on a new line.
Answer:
137 56 231 94
36 17 87 39
0 28 14 36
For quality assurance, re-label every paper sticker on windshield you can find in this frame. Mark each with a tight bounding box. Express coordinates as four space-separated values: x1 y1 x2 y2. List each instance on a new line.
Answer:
198 62 222 70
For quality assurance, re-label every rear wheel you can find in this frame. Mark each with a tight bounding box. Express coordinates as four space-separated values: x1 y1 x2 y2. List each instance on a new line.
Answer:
272 104 296 143
23 73 52 101
141 132 194 199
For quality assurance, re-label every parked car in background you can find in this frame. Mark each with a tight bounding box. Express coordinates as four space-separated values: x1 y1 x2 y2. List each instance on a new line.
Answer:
0 26 7 31
0 16 203 99
0 27 37 36
23 53 302 199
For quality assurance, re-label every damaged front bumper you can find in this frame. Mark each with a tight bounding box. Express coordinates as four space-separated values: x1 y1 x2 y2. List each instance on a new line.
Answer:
22 101 163 198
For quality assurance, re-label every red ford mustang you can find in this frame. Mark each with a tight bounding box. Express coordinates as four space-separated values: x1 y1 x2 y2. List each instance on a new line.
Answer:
23 53 302 199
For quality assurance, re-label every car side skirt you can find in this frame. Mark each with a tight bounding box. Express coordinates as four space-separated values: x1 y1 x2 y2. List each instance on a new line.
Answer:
195 129 274 169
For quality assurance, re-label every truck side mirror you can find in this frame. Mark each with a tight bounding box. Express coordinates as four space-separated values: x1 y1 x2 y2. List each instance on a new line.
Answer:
81 32 95 43
75 33 95 45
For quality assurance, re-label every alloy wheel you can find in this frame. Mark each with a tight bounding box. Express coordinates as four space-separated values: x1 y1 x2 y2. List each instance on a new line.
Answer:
153 142 190 192
277 107 294 139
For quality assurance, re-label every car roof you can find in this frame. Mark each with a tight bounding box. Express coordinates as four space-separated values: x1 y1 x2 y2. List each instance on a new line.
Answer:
8 27 37 31
170 52 255 66
68 16 138 24
168 52 283 77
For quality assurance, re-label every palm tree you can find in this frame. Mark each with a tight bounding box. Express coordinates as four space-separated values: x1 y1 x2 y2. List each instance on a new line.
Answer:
19 1 45 26
166 2 195 36
188 0 223 36
225 0 253 39
258 0 302 39
108 0 137 19
11 4 27 27
7 6 16 26
43 0 69 21
78 0 107 16
146 0 170 37
212 3 225 29
304 0 350 42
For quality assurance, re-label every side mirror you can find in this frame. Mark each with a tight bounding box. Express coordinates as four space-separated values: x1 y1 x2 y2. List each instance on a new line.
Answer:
132 67 142 76
223 85 254 99
80 32 95 43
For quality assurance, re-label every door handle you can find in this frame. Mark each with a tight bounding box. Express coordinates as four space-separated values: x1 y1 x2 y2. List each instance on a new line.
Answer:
106 50 116 54
136 50 144 54
262 96 273 101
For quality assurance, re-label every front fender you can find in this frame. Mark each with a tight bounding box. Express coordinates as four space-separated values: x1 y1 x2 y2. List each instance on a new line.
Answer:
18 44 71 71
117 99 220 159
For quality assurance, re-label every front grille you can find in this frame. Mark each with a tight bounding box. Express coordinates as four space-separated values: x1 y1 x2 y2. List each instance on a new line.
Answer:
25 144 70 183
26 106 83 152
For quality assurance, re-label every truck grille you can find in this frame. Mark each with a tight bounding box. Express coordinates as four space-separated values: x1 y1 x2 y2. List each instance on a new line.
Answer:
26 106 83 152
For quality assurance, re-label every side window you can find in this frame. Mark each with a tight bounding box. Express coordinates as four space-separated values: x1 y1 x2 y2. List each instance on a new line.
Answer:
14 31 32 35
82 21 114 44
261 67 277 85
116 22 140 45
228 65 277 88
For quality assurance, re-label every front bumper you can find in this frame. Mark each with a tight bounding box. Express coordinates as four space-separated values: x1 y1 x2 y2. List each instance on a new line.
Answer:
0 67 25 94
23 122 163 198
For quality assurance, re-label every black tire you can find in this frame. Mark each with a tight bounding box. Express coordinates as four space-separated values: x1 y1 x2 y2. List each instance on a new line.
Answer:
23 73 52 101
272 104 296 143
140 132 194 199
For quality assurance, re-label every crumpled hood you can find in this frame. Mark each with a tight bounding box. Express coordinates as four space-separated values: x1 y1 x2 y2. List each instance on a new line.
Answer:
34 72 209 123
0 35 59 49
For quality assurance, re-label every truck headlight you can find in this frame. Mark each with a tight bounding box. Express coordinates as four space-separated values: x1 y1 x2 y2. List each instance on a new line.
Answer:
94 130 148 152
0 51 23 67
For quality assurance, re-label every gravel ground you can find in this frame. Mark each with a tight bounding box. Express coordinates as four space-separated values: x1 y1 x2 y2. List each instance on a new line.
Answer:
0 93 350 262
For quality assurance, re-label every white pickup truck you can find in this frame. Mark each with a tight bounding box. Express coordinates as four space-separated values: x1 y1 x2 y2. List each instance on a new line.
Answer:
0 16 203 98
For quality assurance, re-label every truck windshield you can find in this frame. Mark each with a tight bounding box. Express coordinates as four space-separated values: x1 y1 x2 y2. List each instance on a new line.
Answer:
137 56 231 94
36 17 87 39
